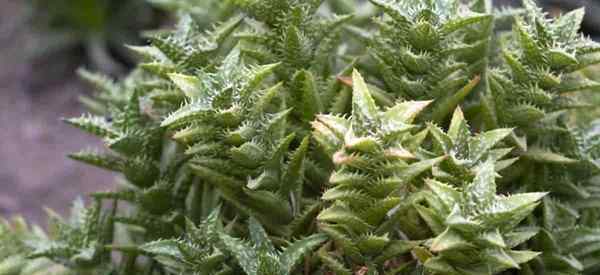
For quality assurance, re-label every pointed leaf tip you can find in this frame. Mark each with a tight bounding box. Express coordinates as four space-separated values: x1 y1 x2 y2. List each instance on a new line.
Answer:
351 69 379 129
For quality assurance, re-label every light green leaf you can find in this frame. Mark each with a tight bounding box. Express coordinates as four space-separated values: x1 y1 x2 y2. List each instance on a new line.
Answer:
168 73 203 98
431 228 474 252
351 69 380 132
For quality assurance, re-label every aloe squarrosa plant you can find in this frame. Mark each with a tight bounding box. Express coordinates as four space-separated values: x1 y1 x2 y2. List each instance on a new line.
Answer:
3 0 600 274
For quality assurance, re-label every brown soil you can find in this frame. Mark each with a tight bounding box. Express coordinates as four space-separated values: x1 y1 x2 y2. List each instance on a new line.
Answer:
0 1 114 223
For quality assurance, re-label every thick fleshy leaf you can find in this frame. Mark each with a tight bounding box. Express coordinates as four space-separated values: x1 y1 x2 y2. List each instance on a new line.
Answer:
351 69 380 133
464 160 497 207
248 217 275 254
169 73 204 98
397 156 447 183
468 128 513 163
485 248 519 270
382 100 432 125
523 148 579 164
431 228 474 252
425 179 460 211
280 234 328 274
219 233 257 275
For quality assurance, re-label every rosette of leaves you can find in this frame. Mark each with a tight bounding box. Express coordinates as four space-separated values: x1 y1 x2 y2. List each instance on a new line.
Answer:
140 207 231 274
487 3 600 267
161 48 317 235
528 198 600 275
25 199 115 274
0 217 31 274
521 121 600 274
129 12 243 77
65 69 186 238
234 0 351 77
426 107 517 184
0 217 75 275
14 9 247 275
77 10 243 114
475 2 600 273
4 0 600 274
0 217 70 275
485 0 600 134
312 70 443 272
414 161 546 274
61 10 249 243
142 207 327 275
218 216 327 275
367 0 492 122
521 117 600 205
234 0 354 127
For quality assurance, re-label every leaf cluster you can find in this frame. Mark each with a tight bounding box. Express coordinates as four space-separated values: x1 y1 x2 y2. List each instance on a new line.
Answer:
3 0 600 275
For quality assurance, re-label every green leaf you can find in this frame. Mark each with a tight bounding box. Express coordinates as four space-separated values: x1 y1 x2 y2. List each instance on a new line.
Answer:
479 229 507 248
77 68 118 95
351 69 380 132
168 73 203 98
425 179 460 211
382 100 432 125
485 248 519 270
431 74 480 124
312 114 350 155
554 8 585 41
318 250 352 275
415 203 446 235
431 229 474 252
290 70 323 122
357 234 389 255
280 234 328 274
317 203 372 234
219 233 257 275
374 240 421 264
507 250 541 264
397 156 447 183
468 128 513 163
280 136 310 196
464 159 496 206
447 107 470 142
248 217 275 254
68 150 124 172
504 227 539 248
140 239 183 259
442 13 492 34
64 114 119 139
523 148 579 164
424 257 459 275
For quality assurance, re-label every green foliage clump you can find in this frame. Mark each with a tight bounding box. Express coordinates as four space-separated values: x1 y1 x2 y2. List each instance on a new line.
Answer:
368 0 492 122
3 0 600 274
416 161 544 274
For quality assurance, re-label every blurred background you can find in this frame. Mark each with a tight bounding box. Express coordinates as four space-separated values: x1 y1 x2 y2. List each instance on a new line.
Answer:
0 0 599 224
0 0 161 223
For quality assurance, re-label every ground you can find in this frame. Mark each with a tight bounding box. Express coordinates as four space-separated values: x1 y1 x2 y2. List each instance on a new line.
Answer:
0 1 114 223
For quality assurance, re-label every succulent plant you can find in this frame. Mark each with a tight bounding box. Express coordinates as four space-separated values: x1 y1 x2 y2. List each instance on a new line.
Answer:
3 0 600 274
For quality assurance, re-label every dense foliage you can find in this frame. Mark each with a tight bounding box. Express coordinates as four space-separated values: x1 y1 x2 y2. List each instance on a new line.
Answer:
3 0 600 274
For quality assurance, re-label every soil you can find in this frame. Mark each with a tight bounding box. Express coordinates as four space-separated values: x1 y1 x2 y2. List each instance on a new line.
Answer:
0 1 114 224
